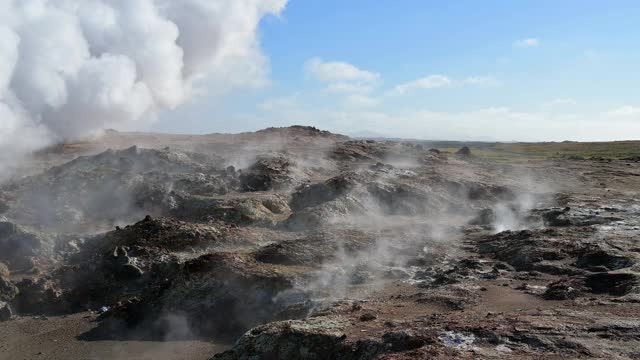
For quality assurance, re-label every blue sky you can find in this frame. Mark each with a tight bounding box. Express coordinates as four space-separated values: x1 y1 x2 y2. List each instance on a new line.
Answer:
154 0 640 141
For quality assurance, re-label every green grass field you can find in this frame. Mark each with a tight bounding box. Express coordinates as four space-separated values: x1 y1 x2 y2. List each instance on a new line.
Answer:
421 140 640 162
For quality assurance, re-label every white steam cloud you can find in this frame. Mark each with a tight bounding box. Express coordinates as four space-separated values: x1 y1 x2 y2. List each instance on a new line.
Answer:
0 0 286 171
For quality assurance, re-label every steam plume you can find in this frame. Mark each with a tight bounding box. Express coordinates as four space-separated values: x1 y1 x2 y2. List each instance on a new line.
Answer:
0 0 287 173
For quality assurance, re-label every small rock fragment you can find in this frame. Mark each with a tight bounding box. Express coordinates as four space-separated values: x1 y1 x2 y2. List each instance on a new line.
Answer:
359 312 377 321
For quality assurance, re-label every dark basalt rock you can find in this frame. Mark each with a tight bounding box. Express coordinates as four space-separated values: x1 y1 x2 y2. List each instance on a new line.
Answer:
213 316 350 360
0 301 12 321
240 156 292 192
543 278 586 300
382 330 430 351
13 277 66 315
359 312 377 322
585 272 640 296
456 146 471 156
575 250 634 271
0 221 56 271
0 277 18 303
290 172 363 212
542 208 572 227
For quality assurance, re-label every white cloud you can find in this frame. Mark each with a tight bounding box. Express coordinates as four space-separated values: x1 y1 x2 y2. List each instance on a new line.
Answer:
388 74 498 96
460 76 499 86
545 98 577 107
514 38 540 48
304 57 382 101
305 57 380 84
388 75 451 95
324 82 375 94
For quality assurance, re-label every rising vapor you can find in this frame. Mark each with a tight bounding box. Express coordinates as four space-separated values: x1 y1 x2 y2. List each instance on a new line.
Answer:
0 0 287 173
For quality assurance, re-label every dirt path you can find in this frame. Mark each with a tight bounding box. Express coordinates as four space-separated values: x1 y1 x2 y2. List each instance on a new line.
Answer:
0 313 228 360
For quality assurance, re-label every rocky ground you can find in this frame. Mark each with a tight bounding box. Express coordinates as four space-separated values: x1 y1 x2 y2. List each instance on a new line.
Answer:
1 126 639 359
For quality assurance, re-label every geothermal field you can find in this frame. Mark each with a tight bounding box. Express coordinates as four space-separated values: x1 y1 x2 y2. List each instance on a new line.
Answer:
0 126 639 359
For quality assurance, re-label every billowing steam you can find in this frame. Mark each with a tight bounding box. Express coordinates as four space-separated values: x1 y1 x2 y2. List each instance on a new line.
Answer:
0 0 287 174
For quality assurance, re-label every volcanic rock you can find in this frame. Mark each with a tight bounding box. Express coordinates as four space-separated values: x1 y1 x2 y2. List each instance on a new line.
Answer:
585 272 640 296
213 316 350 360
253 232 370 266
240 155 293 191
543 278 586 300
575 250 634 271
359 312 377 321
382 330 430 352
0 277 18 303
0 147 228 232
1 126 640 359
289 172 363 212
0 301 12 321
456 146 471 156
173 195 290 226
13 277 65 314
0 221 56 271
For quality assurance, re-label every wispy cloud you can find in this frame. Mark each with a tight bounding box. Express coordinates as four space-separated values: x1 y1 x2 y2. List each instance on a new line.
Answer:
388 75 452 95
324 82 375 94
305 57 380 84
460 76 499 86
387 75 498 96
513 38 540 48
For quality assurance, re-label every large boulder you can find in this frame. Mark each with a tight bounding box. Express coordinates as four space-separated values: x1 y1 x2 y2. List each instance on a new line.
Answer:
289 172 363 212
477 229 576 273
213 315 432 360
585 272 640 296
213 316 350 360
456 146 471 156
158 253 306 337
240 156 294 191
0 221 56 271
13 277 65 314
172 195 290 226
55 217 233 312
366 182 433 215
105 252 309 338
253 232 371 266
575 250 634 271
543 278 586 300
